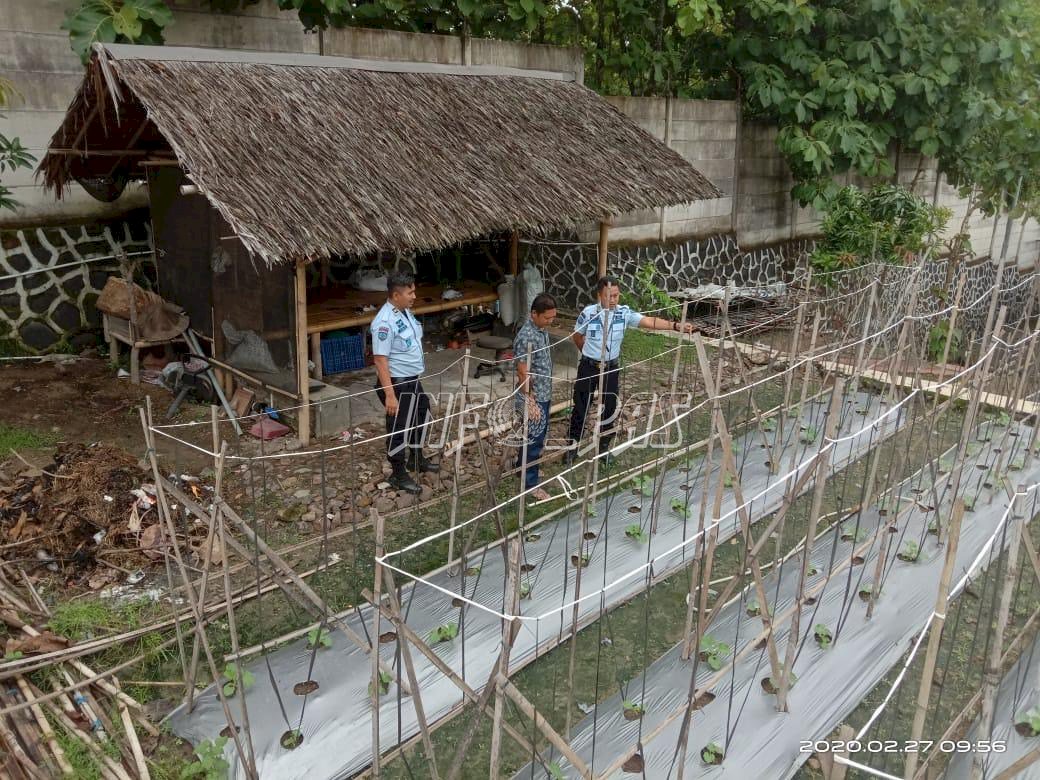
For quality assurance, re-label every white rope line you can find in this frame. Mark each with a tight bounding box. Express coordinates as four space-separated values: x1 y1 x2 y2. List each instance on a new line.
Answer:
380 328 1040 622
832 755 905 780
852 481 1040 740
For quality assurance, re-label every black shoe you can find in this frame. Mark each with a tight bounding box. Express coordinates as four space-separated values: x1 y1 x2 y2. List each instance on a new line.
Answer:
389 469 422 495
409 455 440 473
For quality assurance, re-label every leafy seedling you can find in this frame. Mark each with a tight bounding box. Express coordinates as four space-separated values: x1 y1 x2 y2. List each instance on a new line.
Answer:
547 762 566 780
625 524 647 543
928 518 939 535
634 475 653 497
963 494 977 511
464 566 481 577
763 667 798 694
1015 705 1040 737
858 583 879 601
306 626 332 650
1011 455 1026 471
369 669 393 697
428 623 459 644
814 623 833 649
571 552 590 568
180 737 229 780
697 635 732 671
995 411 1012 427
670 497 689 517
519 582 532 600
280 729 303 749
746 598 761 617
622 699 645 720
221 663 255 698
807 565 819 576
723 472 734 488
898 540 920 563
2 651 23 661
799 426 819 444
762 417 777 432
840 522 866 543
701 741 724 765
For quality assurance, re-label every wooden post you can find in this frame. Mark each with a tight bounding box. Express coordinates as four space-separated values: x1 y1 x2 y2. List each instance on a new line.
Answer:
494 674 593 779
934 273 966 385
381 570 441 779
516 345 533 532
670 300 689 394
371 509 385 778
295 260 311 444
972 494 1026 780
137 410 255 777
776 379 844 711
903 500 966 779
489 540 520 778
597 221 609 278
446 350 471 574
216 442 257 779
509 231 519 277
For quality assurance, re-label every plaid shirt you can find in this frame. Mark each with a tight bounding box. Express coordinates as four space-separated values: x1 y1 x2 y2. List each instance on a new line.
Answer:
513 317 553 402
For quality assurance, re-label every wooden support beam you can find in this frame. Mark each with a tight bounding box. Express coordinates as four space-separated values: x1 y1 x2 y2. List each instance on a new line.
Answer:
494 673 593 779
597 221 609 277
295 261 311 444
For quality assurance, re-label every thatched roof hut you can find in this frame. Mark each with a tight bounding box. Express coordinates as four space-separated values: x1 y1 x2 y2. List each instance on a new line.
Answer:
40 43 721 267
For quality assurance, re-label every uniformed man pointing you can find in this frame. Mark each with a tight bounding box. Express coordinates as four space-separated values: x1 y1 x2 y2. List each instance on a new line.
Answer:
565 275 695 464
372 272 439 495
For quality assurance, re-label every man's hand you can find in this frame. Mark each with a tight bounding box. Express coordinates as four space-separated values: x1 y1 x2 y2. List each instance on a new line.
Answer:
384 390 399 416
677 321 697 334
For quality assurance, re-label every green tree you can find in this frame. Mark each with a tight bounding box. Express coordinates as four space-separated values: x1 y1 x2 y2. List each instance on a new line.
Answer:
0 78 37 213
62 0 174 63
673 0 1040 211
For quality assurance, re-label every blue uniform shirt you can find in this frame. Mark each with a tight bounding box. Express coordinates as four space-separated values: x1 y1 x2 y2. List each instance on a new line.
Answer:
371 301 425 377
574 303 644 362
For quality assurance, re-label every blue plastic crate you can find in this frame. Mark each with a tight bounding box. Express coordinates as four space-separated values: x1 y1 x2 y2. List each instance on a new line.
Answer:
320 332 365 374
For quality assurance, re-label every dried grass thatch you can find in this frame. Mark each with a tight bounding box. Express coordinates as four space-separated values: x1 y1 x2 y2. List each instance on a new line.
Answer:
41 44 721 266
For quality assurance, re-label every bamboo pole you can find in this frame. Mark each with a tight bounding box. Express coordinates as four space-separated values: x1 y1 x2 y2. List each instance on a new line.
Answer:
489 540 520 778
776 379 844 711
295 260 311 444
370 508 385 779
446 350 471 574
971 496 1026 780
597 221 609 277
137 409 254 777
516 344 533 533
903 500 966 779
14 678 71 777
381 569 440 779
494 674 593 779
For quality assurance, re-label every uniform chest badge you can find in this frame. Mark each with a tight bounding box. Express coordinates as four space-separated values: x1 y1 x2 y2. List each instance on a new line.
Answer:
377 326 390 341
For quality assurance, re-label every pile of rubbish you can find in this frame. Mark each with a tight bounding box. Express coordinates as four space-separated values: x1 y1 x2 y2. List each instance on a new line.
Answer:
0 443 205 586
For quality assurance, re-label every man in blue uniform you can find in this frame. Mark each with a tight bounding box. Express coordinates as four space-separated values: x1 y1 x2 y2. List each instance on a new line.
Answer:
565 275 695 465
372 272 439 495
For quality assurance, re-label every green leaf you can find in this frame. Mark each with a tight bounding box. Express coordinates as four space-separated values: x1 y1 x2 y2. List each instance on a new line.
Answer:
112 5 141 37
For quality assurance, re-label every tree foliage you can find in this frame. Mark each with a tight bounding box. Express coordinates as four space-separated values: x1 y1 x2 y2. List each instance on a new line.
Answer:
62 0 173 63
0 78 37 213
673 0 1040 211
810 184 949 275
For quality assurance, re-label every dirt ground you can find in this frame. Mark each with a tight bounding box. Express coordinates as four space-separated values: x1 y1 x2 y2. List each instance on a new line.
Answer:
0 356 211 470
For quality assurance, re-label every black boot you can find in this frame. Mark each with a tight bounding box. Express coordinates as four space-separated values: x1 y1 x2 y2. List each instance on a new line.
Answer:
389 463 421 494
409 452 440 473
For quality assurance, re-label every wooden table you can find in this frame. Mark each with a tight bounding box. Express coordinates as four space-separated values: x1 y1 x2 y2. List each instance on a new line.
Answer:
306 281 498 379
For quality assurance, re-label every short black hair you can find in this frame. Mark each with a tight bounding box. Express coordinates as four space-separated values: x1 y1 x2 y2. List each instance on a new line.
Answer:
531 293 557 314
596 276 619 292
387 271 415 294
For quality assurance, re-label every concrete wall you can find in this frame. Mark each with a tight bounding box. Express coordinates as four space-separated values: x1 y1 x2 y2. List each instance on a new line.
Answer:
0 1 583 227
592 99 1039 271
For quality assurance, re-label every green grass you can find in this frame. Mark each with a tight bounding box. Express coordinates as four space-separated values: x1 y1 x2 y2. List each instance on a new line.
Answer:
0 423 60 452
620 329 695 367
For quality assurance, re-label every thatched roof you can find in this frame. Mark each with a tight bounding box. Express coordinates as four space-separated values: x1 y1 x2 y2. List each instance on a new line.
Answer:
40 43 722 266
